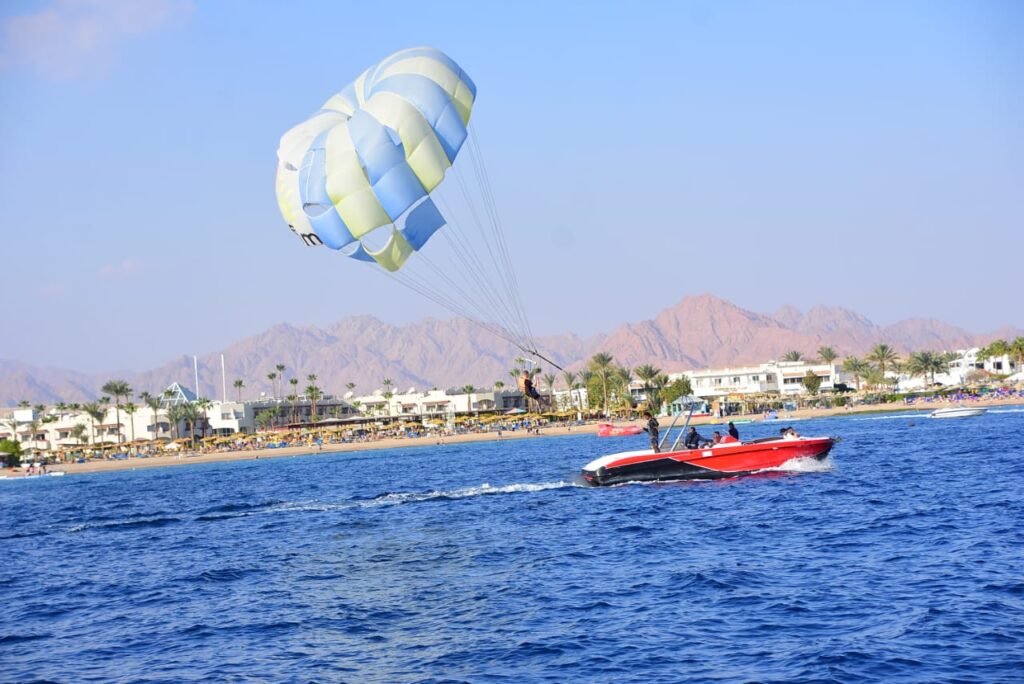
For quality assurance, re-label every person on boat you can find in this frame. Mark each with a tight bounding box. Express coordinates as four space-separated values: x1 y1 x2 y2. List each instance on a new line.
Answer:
518 371 549 411
727 421 740 440
780 427 800 439
712 431 723 445
642 411 660 453
684 427 704 449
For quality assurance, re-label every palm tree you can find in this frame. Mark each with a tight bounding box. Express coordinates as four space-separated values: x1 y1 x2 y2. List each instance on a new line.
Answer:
461 384 476 394
195 398 212 438
493 380 505 392
561 371 577 411
305 384 322 422
867 343 899 378
977 338 1009 361
164 403 187 440
267 371 278 398
907 351 946 385
70 423 87 446
139 391 162 440
634 364 661 406
83 401 105 445
123 402 138 443
346 382 356 395
817 346 838 368
588 352 614 416
17 400 30 409
782 350 803 362
289 377 299 422
841 356 869 391
101 379 133 444
579 370 594 412
233 379 244 402
306 374 320 421
179 402 201 447
542 373 556 407
1010 337 1024 380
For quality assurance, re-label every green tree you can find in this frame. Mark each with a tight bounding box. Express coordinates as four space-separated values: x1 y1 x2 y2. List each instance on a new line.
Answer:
233 379 244 402
267 371 278 398
841 356 869 391
83 401 106 445
588 352 614 416
493 380 505 392
867 343 899 378
660 377 693 408
0 439 22 468
195 398 212 438
906 351 936 385
634 364 662 408
977 338 1009 361
289 377 299 421
166 403 187 441
179 402 200 446
123 402 138 443
101 379 133 444
139 391 163 440
1011 337 1024 380
561 371 577 411
306 384 323 422
542 373 556 406
817 346 838 368
802 370 822 394
783 350 803 362
70 423 87 446
306 374 320 421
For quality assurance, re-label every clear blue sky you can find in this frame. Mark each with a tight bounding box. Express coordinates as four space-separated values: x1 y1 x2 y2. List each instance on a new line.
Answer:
1 0 1021 371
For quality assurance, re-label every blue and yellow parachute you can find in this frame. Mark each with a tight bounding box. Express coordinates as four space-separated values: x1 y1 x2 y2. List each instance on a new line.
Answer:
276 47 476 272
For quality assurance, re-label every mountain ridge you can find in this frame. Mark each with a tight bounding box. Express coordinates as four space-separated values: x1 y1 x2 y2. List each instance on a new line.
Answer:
2 294 1018 405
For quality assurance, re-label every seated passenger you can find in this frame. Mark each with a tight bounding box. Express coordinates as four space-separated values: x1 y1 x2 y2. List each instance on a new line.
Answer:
684 427 704 449
780 427 800 439
712 431 723 445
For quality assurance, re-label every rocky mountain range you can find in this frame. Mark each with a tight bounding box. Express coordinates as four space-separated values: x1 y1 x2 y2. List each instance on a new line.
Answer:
2 294 1018 406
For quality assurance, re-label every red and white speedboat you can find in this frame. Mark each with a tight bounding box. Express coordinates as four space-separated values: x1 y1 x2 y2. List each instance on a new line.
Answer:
581 435 835 486
596 423 644 437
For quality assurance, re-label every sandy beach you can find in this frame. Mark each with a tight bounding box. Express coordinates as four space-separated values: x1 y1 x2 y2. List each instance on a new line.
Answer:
4 395 1021 479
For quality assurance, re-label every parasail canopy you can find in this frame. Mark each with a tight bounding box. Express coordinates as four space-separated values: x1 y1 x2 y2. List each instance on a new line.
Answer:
276 46 556 368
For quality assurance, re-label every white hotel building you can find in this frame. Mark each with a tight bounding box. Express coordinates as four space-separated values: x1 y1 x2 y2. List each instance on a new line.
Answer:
676 360 841 399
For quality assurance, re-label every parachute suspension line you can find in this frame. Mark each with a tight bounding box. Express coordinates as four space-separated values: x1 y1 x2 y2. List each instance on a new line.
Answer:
465 126 538 350
431 193 530 346
410 250 528 350
448 156 537 356
447 161 525 338
382 267 528 350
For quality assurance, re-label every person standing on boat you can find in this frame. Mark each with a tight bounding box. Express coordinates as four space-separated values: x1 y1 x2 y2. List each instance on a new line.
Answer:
727 421 740 440
642 411 660 453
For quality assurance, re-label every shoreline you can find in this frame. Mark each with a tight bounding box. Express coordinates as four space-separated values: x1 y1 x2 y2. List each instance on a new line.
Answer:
4 397 1022 479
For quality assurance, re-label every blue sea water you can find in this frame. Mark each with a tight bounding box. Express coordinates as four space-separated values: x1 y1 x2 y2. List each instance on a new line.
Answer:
2 409 1023 683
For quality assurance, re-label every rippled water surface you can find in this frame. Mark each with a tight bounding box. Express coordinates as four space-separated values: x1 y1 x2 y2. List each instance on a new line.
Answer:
3 409 1023 683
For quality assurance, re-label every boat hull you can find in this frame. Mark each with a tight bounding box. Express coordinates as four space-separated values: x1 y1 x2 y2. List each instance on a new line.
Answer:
581 437 834 486
929 408 986 419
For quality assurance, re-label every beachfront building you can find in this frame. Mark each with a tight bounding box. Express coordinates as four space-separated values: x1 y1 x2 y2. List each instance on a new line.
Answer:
0 382 364 455
676 359 842 400
894 347 1019 391
350 387 536 419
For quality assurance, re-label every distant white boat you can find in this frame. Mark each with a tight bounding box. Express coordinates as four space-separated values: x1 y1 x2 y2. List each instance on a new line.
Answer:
930 406 987 419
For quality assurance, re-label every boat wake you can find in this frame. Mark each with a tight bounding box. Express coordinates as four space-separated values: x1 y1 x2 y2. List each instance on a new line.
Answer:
990 408 1024 414
852 413 931 421
67 482 584 531
759 455 835 473
362 481 578 507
